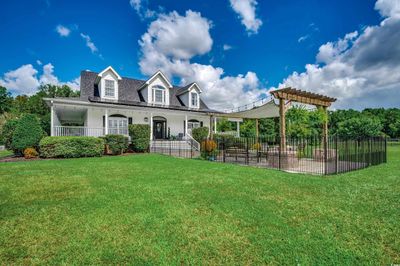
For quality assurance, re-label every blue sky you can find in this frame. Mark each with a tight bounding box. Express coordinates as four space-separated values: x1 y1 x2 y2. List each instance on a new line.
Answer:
1 0 399 110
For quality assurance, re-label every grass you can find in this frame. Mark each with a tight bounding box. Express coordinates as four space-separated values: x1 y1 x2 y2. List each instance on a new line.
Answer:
0 150 13 158
0 147 399 265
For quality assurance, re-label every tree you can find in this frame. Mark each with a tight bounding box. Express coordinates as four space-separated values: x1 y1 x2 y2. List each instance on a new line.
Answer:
286 106 312 138
0 86 13 114
217 118 234 132
11 114 44 155
336 116 382 139
1 118 19 148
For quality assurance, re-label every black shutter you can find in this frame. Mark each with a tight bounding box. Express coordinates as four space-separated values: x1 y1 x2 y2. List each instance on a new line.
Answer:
200 121 203 127
128 117 133 125
183 120 186 134
103 116 105 127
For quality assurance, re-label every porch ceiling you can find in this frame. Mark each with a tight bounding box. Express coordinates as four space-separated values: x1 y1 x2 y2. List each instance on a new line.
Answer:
55 105 87 123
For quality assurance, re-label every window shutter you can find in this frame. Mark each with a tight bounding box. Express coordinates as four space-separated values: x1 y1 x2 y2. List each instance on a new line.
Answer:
103 116 105 127
183 120 186 134
128 117 133 125
200 121 203 127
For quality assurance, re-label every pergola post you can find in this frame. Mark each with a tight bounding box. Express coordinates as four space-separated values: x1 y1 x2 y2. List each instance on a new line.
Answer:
279 98 286 150
255 118 259 139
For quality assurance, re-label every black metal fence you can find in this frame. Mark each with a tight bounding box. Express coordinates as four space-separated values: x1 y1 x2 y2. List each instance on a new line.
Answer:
150 136 387 175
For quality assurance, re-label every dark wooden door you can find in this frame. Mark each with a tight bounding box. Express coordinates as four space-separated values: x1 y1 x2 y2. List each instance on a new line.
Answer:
154 121 165 139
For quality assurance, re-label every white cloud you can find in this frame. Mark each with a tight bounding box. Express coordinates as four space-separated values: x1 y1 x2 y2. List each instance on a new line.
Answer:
229 0 263 34
36 60 42 65
375 0 400 18
223 44 233 51
298 35 310 43
129 0 156 19
271 4 400 109
56 25 71 37
138 10 264 110
80 33 98 53
0 63 80 95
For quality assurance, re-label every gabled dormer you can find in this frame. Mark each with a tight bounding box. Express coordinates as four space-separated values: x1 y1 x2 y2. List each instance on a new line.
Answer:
96 66 122 100
138 70 173 105
177 82 202 109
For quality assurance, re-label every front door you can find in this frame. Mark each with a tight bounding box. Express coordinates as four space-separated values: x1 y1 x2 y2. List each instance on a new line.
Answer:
153 121 165 139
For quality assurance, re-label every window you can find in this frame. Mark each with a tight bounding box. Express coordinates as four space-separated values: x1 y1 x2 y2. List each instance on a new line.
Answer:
152 85 166 104
104 80 115 98
191 92 198 107
108 117 128 135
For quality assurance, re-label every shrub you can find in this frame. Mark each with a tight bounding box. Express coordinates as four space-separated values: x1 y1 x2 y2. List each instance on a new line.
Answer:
129 124 150 152
104 134 129 155
23 147 39 159
201 139 217 152
1 119 18 149
214 134 236 148
11 114 44 155
39 136 104 158
191 127 209 142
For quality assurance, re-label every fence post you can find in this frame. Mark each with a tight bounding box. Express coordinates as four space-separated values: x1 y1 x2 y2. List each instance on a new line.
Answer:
335 136 338 174
384 137 387 163
222 138 226 163
246 137 249 165
278 136 281 170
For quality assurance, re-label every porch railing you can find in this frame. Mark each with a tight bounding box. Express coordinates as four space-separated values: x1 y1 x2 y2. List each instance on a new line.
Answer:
184 134 200 151
54 126 105 137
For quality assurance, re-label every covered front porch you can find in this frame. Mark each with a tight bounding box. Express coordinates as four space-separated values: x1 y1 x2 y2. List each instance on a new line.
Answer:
50 101 212 140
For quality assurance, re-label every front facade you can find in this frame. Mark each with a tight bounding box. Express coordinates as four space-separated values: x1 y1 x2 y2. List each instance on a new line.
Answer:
45 66 217 142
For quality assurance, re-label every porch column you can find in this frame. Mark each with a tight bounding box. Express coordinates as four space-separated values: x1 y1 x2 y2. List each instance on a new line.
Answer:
236 121 240 137
214 117 217 133
50 101 54 136
150 113 153 140
185 115 188 136
105 109 108 136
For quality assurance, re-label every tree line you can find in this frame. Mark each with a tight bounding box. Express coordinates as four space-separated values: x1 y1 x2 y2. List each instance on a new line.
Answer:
1 84 400 144
218 106 400 139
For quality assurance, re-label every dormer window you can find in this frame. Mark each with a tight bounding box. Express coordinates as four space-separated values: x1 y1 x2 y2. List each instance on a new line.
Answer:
152 85 166 104
191 92 199 108
105 80 115 98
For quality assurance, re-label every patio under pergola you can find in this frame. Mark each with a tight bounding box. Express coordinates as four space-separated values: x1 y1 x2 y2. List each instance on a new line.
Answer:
151 88 387 175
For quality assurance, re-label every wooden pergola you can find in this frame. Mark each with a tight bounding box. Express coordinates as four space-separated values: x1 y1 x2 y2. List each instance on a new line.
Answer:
270 87 337 149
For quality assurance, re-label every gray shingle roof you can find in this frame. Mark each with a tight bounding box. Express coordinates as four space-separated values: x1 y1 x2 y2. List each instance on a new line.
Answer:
80 70 214 113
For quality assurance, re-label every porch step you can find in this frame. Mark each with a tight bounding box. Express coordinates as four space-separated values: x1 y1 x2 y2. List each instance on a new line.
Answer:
151 140 193 150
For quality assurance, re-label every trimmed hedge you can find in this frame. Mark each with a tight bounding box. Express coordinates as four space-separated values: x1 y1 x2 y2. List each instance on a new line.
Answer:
39 136 104 158
104 134 129 155
11 114 44 155
129 124 150 152
191 127 209 142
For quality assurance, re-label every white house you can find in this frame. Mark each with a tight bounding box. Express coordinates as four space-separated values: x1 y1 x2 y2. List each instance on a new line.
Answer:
44 66 219 142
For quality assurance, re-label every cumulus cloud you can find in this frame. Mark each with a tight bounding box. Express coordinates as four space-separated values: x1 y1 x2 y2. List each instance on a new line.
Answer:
56 25 71 37
138 10 263 109
0 63 80 95
271 2 400 109
229 0 263 34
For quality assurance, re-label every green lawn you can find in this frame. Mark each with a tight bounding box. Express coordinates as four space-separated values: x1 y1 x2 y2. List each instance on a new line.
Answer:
0 147 399 265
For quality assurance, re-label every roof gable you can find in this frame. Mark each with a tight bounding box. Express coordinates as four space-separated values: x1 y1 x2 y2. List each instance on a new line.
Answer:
97 66 122 80
140 70 173 89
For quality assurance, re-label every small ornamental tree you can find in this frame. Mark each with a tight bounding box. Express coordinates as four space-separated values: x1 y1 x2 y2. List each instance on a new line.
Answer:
129 124 150 152
11 114 44 155
191 127 209 142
